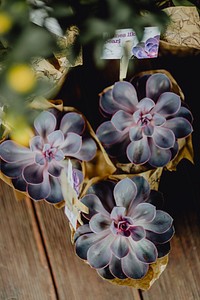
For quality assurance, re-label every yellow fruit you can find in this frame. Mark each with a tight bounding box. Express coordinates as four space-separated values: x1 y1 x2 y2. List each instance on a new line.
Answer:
7 64 36 94
10 124 34 146
0 12 12 34
6 114 34 146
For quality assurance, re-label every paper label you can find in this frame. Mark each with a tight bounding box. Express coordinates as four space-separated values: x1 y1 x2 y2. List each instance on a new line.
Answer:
64 205 78 231
101 27 160 60
61 160 78 230
61 160 88 230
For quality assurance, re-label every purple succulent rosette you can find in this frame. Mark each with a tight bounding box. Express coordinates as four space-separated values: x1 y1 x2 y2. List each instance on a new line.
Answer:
74 176 174 280
0 110 97 203
132 35 160 59
96 73 193 168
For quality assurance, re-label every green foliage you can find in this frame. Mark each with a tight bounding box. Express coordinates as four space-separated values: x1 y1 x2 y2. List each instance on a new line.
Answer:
0 0 171 139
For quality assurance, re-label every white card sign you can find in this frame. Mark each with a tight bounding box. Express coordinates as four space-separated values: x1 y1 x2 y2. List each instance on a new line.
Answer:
101 27 160 60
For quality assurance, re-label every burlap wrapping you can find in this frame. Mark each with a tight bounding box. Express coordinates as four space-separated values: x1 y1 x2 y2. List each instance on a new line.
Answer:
160 6 200 56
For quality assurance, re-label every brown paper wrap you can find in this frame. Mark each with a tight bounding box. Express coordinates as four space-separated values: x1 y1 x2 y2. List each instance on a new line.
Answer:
160 6 200 56
32 25 83 99
104 255 169 290
79 252 169 291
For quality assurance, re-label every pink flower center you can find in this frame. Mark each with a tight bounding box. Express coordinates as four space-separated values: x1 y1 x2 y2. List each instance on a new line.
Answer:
114 218 131 237
43 144 58 162
36 143 64 165
138 112 152 126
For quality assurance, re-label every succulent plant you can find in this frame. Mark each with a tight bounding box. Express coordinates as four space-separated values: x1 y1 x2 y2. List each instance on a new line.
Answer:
96 72 193 167
132 35 160 59
0 110 97 203
74 175 174 280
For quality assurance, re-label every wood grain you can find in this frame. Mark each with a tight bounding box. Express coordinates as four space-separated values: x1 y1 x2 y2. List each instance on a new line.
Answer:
0 181 57 300
141 161 200 300
141 214 200 300
1 160 200 300
33 201 141 300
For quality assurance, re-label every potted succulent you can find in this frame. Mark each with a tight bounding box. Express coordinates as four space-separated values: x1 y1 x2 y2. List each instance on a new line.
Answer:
0 101 116 205
96 69 194 174
73 174 174 289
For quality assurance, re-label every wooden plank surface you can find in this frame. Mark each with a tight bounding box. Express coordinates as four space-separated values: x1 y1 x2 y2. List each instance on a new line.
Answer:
0 181 57 300
141 161 200 300
142 212 200 300
0 159 200 300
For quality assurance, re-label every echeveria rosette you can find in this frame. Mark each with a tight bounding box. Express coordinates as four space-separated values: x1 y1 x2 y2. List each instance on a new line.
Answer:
132 35 160 59
74 176 174 281
0 110 97 203
96 73 193 168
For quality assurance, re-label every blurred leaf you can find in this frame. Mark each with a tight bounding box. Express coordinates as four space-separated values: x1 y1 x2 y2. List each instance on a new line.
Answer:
172 0 195 5
8 24 58 62
0 0 171 133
